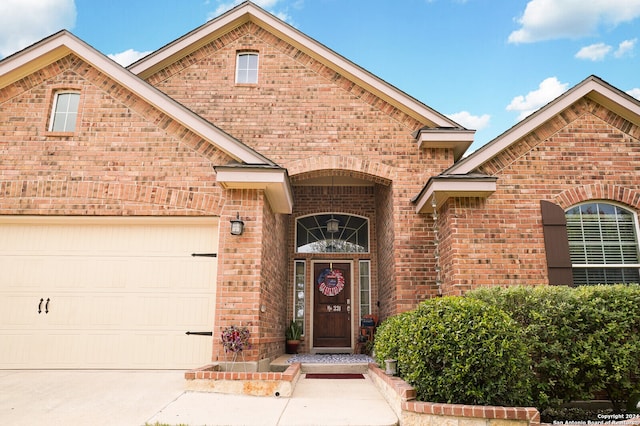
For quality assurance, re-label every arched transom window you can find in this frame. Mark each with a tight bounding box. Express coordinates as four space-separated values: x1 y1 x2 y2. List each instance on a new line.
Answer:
296 214 369 253
566 202 640 285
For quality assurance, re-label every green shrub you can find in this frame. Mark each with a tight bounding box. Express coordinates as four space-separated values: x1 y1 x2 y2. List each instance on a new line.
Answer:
373 310 413 366
374 297 533 406
469 285 640 410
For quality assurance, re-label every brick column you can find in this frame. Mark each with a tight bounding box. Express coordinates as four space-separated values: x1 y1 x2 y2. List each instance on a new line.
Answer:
214 189 264 363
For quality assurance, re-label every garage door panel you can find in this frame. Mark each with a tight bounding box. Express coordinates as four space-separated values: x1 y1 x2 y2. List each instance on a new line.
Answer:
0 294 45 325
1 334 44 368
173 297 214 326
130 333 213 368
0 217 218 369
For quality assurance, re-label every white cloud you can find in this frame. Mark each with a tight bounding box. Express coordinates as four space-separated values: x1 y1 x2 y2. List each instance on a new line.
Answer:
0 0 76 58
447 111 490 130
209 0 295 25
107 49 152 67
575 38 637 61
615 38 637 58
211 0 282 19
506 77 569 121
628 88 640 100
509 0 640 44
575 43 612 61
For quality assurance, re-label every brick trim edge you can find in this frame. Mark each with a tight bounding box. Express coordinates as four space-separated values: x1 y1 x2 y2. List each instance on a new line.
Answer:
368 363 540 426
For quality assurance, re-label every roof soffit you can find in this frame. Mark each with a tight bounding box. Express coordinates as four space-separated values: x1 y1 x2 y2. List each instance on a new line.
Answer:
214 165 293 214
413 175 497 213
128 1 460 129
0 30 271 166
414 127 476 161
447 75 640 175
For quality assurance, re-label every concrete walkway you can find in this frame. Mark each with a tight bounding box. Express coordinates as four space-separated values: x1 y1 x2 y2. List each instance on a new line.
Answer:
0 369 398 425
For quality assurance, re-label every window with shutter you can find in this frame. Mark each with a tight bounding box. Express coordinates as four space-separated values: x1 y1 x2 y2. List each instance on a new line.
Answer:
541 200 573 285
566 202 640 285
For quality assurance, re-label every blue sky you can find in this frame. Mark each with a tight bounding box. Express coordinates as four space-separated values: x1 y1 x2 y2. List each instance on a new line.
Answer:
0 0 638 153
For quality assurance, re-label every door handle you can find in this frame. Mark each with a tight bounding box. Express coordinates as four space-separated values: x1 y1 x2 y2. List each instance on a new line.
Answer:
38 298 43 314
45 298 50 314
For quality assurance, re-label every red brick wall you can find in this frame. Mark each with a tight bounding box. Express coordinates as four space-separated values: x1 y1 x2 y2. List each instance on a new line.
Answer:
258 199 289 360
440 99 640 294
0 54 228 216
290 183 378 344
375 182 396 319
145 22 455 322
0 53 278 363
213 189 285 362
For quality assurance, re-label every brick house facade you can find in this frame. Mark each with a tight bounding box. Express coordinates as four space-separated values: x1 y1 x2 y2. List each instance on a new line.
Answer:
1 2 639 369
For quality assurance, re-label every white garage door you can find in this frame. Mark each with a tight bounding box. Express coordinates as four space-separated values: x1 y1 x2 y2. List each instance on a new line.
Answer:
0 216 218 369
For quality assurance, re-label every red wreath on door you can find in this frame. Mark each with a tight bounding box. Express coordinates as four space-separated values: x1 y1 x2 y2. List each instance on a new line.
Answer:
317 268 345 297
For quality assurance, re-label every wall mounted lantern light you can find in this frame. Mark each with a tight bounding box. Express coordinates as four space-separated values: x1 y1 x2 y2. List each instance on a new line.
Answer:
326 175 340 234
230 213 244 236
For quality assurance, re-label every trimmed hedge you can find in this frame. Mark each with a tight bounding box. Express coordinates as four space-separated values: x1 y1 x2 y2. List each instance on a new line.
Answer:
374 285 640 412
374 297 534 406
469 285 640 410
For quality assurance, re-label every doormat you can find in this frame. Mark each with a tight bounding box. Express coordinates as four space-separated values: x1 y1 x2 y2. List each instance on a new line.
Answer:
305 373 364 379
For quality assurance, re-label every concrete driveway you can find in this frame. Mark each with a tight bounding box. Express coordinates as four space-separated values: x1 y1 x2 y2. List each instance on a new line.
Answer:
0 370 185 425
0 369 398 425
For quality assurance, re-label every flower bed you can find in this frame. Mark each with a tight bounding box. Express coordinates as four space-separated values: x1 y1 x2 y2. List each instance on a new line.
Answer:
184 362 301 397
368 363 541 426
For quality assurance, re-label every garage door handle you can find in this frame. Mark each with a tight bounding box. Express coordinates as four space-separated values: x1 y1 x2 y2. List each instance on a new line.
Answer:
185 331 213 336
38 298 43 314
45 298 50 314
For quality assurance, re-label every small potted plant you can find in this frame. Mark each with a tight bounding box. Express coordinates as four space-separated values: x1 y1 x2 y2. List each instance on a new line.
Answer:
285 320 303 354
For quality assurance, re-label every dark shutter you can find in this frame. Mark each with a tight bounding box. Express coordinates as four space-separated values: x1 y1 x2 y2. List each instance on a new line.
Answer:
540 200 574 285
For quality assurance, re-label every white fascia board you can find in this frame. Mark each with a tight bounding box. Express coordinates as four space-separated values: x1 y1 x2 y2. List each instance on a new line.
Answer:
448 77 640 175
416 129 475 160
0 31 269 166
216 167 293 214
414 178 497 213
128 5 251 76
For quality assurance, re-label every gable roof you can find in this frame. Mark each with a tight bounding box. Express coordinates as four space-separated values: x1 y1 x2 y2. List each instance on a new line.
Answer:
129 1 465 131
447 75 640 175
0 30 294 213
0 30 272 166
412 75 640 213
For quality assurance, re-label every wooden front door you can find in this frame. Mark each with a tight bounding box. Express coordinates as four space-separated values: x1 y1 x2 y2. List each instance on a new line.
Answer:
313 262 351 348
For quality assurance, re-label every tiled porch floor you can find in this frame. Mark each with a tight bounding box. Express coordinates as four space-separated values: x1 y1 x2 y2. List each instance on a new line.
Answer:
286 353 375 364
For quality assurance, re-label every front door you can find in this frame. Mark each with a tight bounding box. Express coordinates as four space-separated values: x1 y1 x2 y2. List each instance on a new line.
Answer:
313 262 351 348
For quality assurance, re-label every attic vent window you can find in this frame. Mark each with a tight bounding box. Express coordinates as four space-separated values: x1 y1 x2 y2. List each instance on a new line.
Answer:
236 52 258 84
49 91 80 132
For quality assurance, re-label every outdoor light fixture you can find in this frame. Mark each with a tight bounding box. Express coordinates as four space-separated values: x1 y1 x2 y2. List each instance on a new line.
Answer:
326 175 340 234
326 217 339 234
230 213 244 235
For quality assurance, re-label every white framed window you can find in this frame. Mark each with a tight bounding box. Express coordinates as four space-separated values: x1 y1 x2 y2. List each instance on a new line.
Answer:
359 260 371 319
296 213 369 253
235 52 258 84
293 260 306 333
49 91 80 132
566 202 640 285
